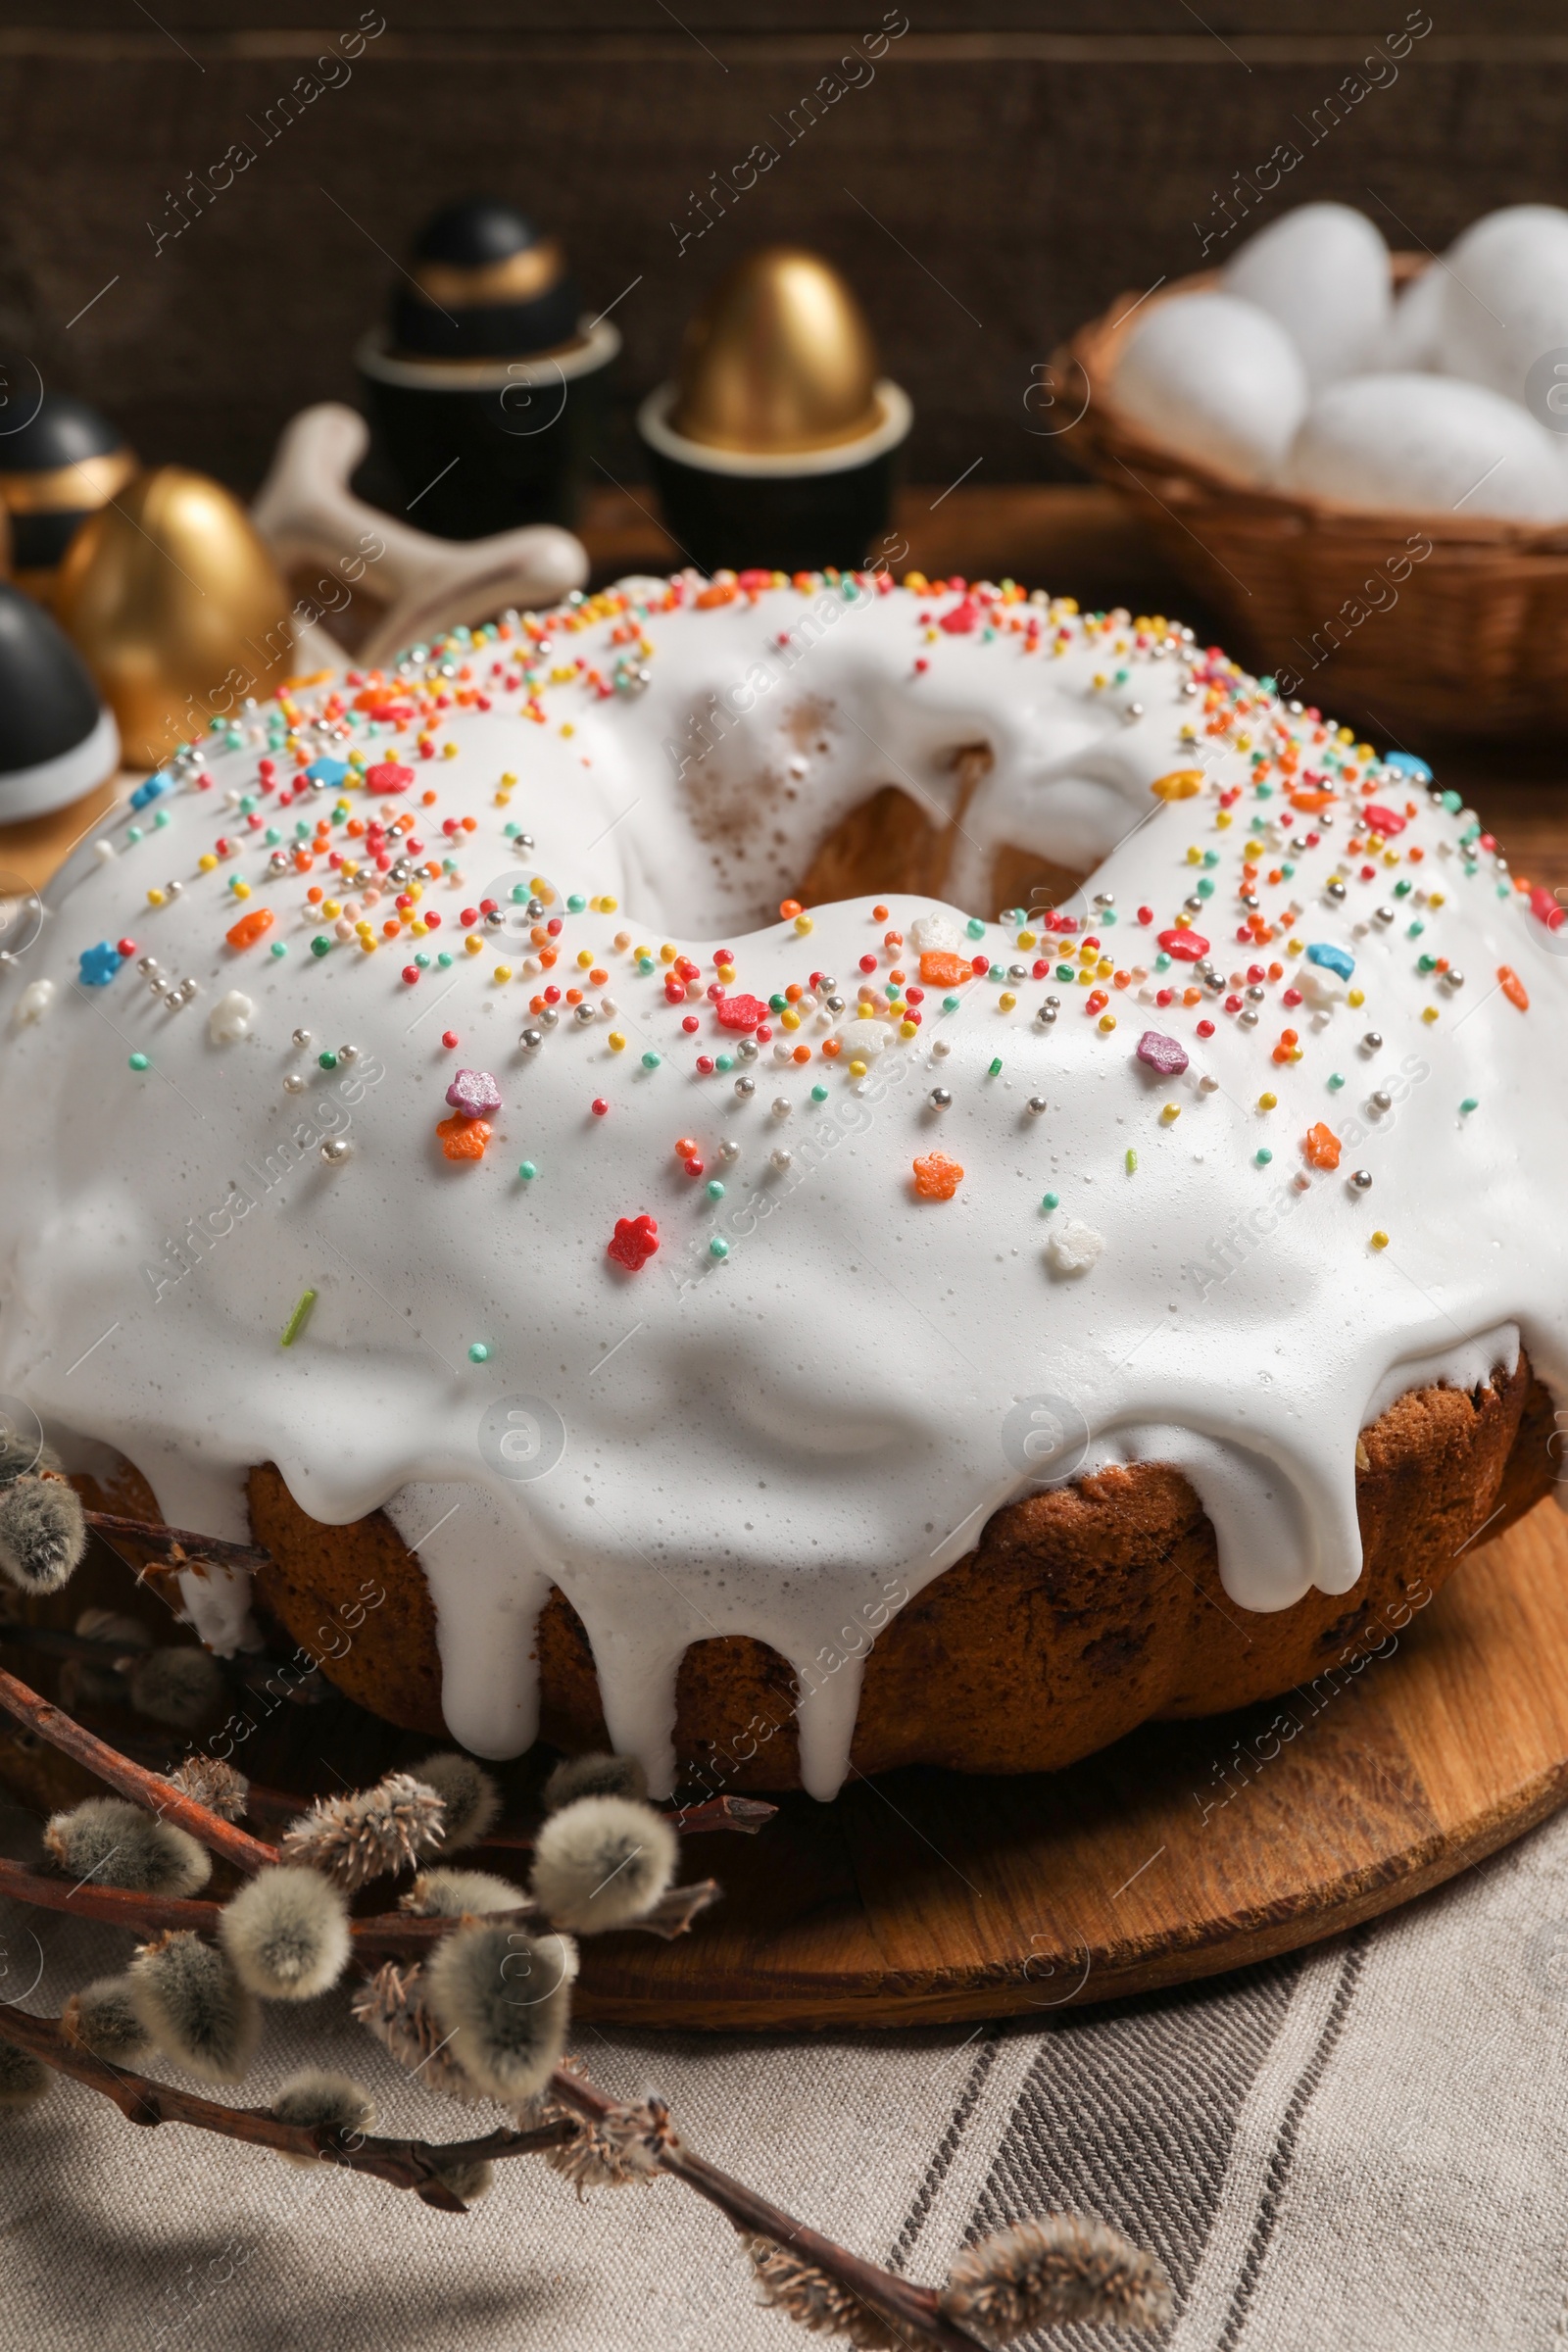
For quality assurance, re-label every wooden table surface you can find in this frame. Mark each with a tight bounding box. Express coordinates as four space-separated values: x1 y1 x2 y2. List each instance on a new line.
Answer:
6 484 1568 896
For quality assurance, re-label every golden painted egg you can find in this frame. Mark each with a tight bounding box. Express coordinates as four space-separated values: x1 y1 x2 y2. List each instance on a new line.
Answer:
671 247 884 455
55 467 294 769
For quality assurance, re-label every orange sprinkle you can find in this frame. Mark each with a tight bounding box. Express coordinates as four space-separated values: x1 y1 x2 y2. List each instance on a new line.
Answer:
590 966 609 986
1302 1122 1342 1171
1151 768 1203 801
822 1038 843 1059
224 907 274 951
872 904 890 921
696 582 737 608
437 1115 491 1162
912 1152 963 1201
1498 964 1529 1011
779 898 803 919
920 950 972 987
792 1044 811 1063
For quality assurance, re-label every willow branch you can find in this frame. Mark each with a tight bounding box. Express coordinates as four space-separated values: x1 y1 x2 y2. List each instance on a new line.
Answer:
0 1667 278 1873
0 1855 218 1935
544 2068 983 2352
0 2005 575 2208
83 1511 273 1575
0 1855 719 1952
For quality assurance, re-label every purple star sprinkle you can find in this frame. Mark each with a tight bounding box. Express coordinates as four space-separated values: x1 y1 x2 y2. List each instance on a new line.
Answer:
1136 1029 1189 1078
446 1067 503 1120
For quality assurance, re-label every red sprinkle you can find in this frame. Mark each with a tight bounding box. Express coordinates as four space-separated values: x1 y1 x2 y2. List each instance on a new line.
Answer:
441 1030 459 1049
1158 929 1209 961
715 994 768 1031
607 1212 660 1271
366 761 415 795
591 1097 610 1116
1196 1018 1215 1038
1363 805 1406 835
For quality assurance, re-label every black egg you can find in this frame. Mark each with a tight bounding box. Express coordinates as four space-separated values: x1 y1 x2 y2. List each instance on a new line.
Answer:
0 581 118 821
0 389 135 591
391 197 579 361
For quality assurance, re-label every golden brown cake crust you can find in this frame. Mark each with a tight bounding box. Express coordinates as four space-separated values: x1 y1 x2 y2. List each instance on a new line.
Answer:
237 1353 1553 1792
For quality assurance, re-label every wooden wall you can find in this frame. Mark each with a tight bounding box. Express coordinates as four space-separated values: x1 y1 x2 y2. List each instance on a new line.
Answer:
2 5 1567 495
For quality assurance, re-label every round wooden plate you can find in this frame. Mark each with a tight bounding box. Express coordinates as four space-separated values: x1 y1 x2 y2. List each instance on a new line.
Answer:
571 1498 1568 2028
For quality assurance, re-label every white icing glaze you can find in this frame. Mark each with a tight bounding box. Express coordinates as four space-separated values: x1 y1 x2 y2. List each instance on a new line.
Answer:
1 573 1564 1797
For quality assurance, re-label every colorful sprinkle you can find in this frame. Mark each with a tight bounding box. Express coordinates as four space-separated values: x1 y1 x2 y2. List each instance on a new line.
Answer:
77 941 125 986
437 1114 491 1161
1136 1029 1188 1076
1156 928 1208 962
224 907 274 952
607 1212 660 1271
912 1152 964 1200
280 1290 318 1348
446 1068 503 1120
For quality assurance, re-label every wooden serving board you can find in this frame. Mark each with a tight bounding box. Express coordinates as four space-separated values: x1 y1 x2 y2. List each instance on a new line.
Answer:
570 1498 1568 2029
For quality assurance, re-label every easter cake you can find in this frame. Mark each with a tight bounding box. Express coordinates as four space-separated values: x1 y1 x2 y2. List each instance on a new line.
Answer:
0 569 1562 1799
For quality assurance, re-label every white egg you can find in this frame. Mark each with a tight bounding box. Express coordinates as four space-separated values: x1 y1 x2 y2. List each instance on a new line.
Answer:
1437 204 1568 406
1112 292 1307 484
1382 263 1446 370
1223 201 1391 388
1282 372 1568 522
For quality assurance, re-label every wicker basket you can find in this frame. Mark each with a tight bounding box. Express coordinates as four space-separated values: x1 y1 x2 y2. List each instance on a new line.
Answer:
1058 256 1568 737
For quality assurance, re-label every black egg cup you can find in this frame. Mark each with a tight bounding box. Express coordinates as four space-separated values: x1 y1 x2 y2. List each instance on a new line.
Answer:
644 448 901 577
636 380 912 578
356 321 617 541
